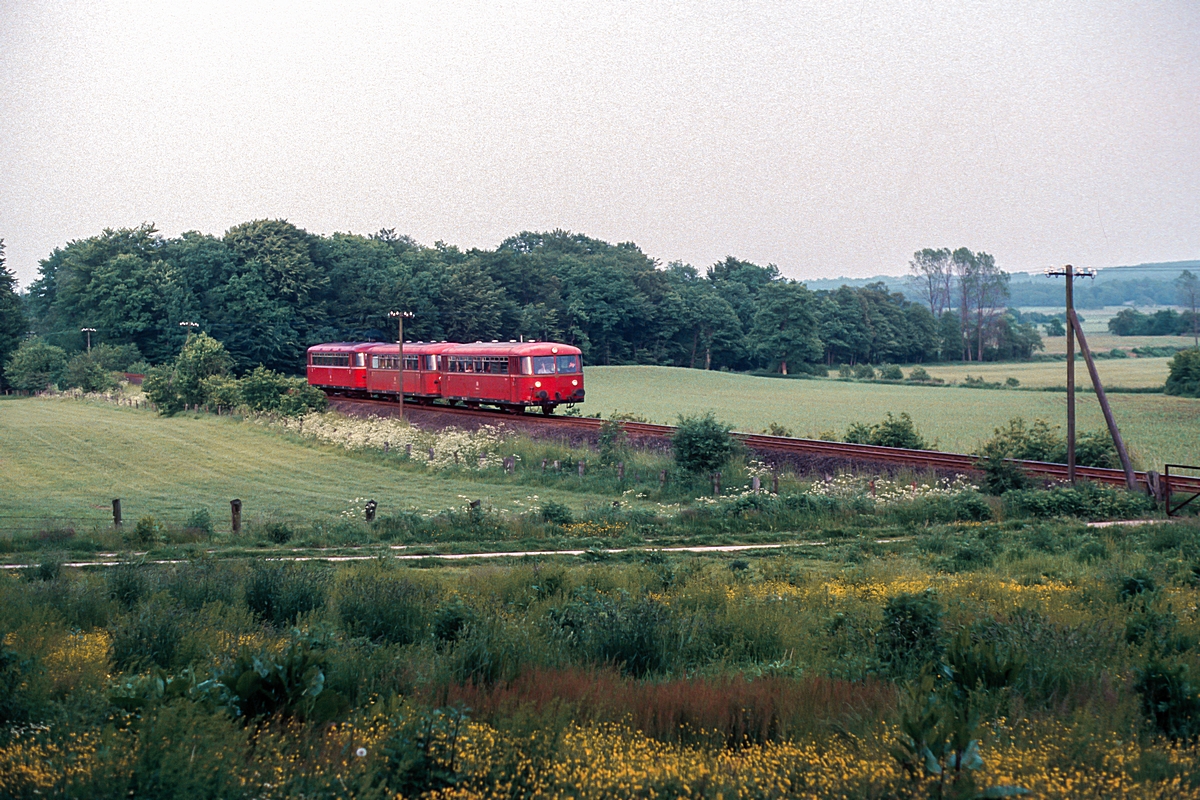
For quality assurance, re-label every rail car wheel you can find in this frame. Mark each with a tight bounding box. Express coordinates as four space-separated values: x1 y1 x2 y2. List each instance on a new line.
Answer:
541 404 555 415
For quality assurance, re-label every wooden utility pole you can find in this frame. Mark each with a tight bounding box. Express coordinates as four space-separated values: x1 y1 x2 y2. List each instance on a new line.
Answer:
1045 265 1136 490
388 311 415 418
1046 266 1086 481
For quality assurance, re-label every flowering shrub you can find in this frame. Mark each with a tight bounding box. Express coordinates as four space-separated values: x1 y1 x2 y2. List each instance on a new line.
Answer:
269 412 514 472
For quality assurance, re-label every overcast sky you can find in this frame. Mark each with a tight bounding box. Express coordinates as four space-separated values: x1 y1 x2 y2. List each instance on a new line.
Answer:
2 1 1197 289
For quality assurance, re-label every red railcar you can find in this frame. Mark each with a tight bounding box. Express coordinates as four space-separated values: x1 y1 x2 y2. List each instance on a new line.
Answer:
306 343 374 393
362 342 457 401
305 340 585 413
441 341 584 412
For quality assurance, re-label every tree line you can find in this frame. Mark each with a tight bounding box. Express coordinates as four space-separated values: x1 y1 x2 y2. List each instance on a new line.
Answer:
4 222 1045 383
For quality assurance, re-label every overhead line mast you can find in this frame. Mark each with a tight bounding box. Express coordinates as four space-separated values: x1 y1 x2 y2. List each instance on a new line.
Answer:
1044 265 1136 490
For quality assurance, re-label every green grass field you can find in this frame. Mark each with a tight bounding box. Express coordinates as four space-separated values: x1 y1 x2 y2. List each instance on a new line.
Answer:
0 397 627 533
917 356 1172 388
584 365 1200 467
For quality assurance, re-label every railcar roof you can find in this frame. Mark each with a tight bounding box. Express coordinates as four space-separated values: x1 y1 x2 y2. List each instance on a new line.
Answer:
307 341 581 357
307 342 377 352
361 341 459 354
444 341 581 356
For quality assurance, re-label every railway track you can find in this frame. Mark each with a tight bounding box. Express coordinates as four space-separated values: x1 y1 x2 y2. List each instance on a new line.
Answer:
329 397 1200 495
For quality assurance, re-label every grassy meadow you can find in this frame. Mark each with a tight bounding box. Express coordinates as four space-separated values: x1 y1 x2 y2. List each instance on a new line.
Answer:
0 397 639 534
916 355 1172 389
583 365 1200 468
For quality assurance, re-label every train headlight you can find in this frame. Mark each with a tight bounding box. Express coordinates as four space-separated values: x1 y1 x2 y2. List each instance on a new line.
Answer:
534 381 542 388
572 380 578 386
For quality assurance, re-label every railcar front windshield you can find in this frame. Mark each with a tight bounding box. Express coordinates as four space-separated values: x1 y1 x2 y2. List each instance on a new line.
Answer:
532 356 556 375
556 355 580 373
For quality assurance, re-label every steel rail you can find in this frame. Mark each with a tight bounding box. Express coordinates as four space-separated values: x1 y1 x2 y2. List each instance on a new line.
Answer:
328 397 1200 494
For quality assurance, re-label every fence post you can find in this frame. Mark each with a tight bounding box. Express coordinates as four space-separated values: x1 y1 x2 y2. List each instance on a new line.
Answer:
406 444 413 458
504 457 515 474
383 441 389 453
542 459 548 472
659 470 667 488
112 498 122 527
617 461 625 481
772 473 779 494
230 499 242 534
365 500 377 521
578 460 586 477
1146 470 1163 502
712 472 721 496
553 460 561 472
428 448 435 461
752 475 761 493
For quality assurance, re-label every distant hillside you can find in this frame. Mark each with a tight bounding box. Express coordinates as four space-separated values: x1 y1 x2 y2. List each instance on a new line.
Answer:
801 260 1200 309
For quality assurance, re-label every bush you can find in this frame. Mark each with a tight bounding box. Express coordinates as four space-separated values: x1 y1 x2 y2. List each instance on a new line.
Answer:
132 515 165 546
108 561 149 609
540 501 573 526
1136 661 1200 740
258 521 294 544
1165 348 1200 397
672 412 735 474
597 419 628 465
200 375 242 409
906 366 932 383
549 590 668 677
337 570 435 644
433 598 476 647
144 333 233 414
978 417 1117 469
844 412 927 449
64 351 117 393
110 595 187 671
876 590 944 678
184 508 214 537
209 642 346 723
1004 482 1156 521
238 366 326 415
852 363 876 380
3 339 67 391
0 641 37 727
837 364 853 378
878 364 903 380
245 562 327 626
381 705 470 796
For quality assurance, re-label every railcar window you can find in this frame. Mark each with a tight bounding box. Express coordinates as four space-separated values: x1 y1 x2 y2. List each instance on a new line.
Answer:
404 356 420 371
519 357 532 375
556 355 579 373
446 356 508 374
310 354 351 367
532 356 556 375
426 355 439 370
356 353 366 367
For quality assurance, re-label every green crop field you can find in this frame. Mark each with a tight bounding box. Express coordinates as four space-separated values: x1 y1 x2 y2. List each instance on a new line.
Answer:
916 356 1172 389
1041 332 1195 355
0 397 625 533
584 365 1200 467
